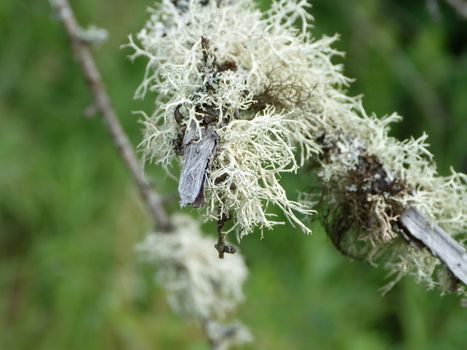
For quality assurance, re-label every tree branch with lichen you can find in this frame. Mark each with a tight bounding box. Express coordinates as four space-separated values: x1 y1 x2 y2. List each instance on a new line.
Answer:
48 0 251 348
48 0 171 232
130 0 466 297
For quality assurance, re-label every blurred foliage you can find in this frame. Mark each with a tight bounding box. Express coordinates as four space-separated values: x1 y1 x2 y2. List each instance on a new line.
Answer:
0 1 466 349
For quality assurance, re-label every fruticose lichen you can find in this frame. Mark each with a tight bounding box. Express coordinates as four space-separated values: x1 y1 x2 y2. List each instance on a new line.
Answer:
128 0 335 237
314 107 466 293
137 214 252 348
136 214 249 320
130 0 466 293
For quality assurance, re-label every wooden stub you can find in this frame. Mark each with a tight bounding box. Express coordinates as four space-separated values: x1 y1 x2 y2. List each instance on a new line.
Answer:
178 122 218 207
399 206 467 285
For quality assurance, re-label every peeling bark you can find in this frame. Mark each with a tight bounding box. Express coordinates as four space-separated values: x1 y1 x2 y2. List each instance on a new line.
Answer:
178 123 218 207
399 207 467 285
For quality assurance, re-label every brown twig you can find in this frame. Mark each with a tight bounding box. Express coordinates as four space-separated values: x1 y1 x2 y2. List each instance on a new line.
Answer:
215 215 236 259
49 0 171 232
215 224 227 259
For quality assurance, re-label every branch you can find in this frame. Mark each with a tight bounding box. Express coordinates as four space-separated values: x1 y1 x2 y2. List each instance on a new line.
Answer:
444 0 467 19
49 1 233 348
399 207 467 285
49 0 171 232
215 215 236 259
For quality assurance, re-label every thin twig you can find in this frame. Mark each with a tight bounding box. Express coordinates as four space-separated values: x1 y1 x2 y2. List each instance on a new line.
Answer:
215 215 236 259
49 0 171 231
426 0 442 21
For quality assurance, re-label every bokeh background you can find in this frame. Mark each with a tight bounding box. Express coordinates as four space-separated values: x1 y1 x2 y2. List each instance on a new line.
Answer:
1 0 466 349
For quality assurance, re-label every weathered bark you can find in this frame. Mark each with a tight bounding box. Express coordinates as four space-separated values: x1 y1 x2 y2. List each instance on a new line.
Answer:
399 207 467 285
178 123 218 207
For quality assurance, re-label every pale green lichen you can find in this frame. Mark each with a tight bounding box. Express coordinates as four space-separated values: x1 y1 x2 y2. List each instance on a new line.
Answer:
314 99 466 292
129 0 466 293
127 0 332 237
136 214 249 320
136 214 252 349
205 108 316 237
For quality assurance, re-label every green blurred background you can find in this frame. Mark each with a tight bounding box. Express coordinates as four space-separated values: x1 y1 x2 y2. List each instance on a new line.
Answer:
1 1 466 349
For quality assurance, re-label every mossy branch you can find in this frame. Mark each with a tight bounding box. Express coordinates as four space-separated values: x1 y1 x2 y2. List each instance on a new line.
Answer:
129 0 466 295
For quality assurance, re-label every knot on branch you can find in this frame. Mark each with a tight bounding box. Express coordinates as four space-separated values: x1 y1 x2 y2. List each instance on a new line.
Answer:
215 214 236 258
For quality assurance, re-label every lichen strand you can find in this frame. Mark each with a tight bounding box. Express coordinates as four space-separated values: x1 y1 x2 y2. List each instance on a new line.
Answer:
136 213 253 349
206 110 317 237
136 214 248 320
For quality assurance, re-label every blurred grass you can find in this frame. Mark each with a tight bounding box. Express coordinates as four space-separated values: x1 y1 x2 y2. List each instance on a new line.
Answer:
0 1 466 349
